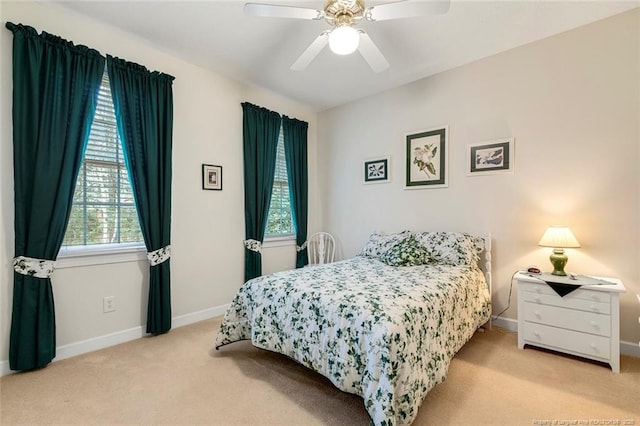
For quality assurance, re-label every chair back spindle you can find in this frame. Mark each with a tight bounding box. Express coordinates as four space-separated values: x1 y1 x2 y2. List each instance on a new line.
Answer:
308 232 335 265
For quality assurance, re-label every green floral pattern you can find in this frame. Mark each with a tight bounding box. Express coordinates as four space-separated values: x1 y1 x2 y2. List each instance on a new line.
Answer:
216 256 491 426
360 230 411 259
379 235 429 266
147 245 171 266
12 256 55 278
414 232 483 266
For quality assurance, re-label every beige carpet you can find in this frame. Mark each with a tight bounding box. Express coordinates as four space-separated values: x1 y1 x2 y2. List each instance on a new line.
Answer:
1 318 638 425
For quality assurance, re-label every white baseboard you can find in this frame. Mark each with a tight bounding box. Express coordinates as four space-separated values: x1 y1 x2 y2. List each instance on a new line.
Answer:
621 340 640 357
0 304 229 377
491 316 518 332
172 304 228 328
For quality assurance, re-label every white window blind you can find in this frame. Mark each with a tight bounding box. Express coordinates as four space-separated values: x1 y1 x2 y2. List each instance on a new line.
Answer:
265 126 294 237
62 70 143 246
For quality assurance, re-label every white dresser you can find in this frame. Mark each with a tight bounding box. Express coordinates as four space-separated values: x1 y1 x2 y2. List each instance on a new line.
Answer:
516 272 626 373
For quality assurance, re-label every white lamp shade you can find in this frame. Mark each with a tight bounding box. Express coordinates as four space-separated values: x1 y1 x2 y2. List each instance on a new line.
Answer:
328 26 359 55
538 226 581 248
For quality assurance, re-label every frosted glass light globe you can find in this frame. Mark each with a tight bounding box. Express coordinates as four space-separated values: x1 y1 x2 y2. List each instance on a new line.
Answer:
328 26 359 55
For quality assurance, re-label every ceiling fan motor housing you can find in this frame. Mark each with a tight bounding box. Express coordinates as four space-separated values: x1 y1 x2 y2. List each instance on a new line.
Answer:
324 0 365 25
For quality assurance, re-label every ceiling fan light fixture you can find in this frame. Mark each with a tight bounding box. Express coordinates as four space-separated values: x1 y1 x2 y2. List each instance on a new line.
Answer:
328 25 359 55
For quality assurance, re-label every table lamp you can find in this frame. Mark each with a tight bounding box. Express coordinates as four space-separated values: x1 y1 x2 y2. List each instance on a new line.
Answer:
538 226 580 276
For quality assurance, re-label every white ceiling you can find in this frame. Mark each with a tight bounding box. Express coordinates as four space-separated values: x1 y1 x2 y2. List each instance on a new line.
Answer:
53 0 638 111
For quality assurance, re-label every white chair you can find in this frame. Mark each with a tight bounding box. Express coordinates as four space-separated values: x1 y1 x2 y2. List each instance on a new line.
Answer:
307 232 336 265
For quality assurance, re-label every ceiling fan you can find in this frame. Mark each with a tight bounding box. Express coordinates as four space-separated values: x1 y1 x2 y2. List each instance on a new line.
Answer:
244 0 450 73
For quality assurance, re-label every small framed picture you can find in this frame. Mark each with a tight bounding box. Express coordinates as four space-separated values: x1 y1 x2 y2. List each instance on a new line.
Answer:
364 156 390 184
467 138 514 176
202 164 222 190
405 126 448 189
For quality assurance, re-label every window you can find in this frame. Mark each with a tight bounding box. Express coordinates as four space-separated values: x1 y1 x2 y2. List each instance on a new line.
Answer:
62 69 143 248
265 125 294 238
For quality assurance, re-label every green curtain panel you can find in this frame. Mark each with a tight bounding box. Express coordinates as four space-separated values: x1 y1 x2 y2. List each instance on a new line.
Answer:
283 116 309 268
6 23 105 371
106 56 175 335
241 103 281 282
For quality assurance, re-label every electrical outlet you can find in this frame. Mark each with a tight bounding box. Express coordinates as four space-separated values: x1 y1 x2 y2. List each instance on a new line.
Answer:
103 296 116 313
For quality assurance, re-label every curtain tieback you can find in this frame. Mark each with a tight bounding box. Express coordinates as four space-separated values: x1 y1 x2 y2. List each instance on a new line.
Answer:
296 241 308 252
13 256 56 278
148 245 171 266
244 239 262 253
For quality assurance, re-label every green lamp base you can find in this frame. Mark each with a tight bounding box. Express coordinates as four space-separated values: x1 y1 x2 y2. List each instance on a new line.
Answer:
549 248 568 276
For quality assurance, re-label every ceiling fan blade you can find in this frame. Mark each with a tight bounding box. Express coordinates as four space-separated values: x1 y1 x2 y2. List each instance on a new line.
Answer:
357 31 389 73
366 0 450 21
244 3 323 20
291 32 330 71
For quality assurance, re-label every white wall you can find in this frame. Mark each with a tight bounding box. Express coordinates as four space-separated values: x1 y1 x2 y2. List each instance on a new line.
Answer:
318 9 640 345
0 1 319 367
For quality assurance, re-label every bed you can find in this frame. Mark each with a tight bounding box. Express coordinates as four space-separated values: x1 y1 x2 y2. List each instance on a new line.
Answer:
215 231 492 426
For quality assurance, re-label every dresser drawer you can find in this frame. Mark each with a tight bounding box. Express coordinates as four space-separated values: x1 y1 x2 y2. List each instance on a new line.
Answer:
520 288 611 315
522 322 610 360
522 301 611 337
518 281 611 304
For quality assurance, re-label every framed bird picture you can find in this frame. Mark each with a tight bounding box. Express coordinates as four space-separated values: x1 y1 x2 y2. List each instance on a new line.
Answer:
467 138 514 176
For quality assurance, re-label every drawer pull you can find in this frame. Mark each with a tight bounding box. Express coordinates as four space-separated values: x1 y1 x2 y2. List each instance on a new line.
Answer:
589 343 599 353
533 331 542 339
534 311 542 319
533 296 541 303
590 321 599 329
589 305 600 312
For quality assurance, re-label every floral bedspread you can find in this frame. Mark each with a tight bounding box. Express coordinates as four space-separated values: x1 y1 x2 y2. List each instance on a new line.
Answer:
215 256 491 426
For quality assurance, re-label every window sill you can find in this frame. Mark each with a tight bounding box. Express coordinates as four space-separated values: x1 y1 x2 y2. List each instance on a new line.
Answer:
263 235 296 249
56 243 147 269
